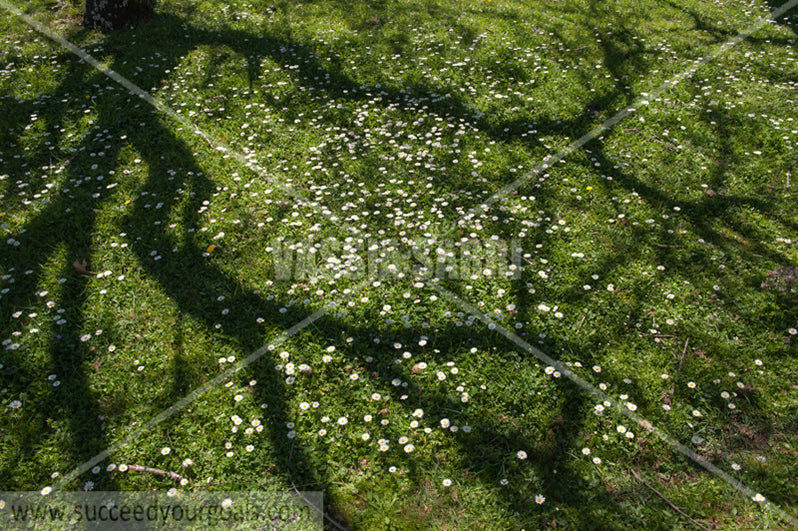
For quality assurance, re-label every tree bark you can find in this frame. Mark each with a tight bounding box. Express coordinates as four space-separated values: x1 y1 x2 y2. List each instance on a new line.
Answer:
84 0 155 31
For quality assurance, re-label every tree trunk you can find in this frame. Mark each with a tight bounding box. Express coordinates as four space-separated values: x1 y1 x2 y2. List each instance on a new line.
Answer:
84 0 155 31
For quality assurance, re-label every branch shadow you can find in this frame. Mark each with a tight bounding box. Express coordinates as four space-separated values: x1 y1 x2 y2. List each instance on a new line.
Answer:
1 0 795 526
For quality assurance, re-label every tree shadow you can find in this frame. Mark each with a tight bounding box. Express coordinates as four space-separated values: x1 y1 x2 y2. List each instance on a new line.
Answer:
1 1 795 527
763 0 797 35
662 0 796 45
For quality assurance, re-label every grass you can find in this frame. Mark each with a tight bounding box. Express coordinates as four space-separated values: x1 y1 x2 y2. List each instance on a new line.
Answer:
0 0 797 528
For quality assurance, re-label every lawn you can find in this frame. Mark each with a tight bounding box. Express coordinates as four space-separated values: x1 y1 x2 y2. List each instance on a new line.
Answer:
1 0 797 528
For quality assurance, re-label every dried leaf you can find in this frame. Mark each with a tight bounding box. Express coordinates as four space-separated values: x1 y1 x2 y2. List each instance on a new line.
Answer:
639 420 654 431
73 259 89 274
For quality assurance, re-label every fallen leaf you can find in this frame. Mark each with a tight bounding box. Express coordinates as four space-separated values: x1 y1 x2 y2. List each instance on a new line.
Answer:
73 259 90 274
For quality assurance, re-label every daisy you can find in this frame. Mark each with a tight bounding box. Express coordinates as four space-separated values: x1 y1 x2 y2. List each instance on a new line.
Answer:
442 479 452 487
535 494 545 504
517 450 528 460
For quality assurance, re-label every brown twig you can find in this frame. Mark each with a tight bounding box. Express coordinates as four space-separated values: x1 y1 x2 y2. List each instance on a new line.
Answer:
126 464 184 483
631 469 710 531
575 313 587 335
669 338 690 403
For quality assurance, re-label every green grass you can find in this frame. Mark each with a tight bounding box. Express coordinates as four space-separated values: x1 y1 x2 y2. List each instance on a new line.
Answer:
1 0 797 528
